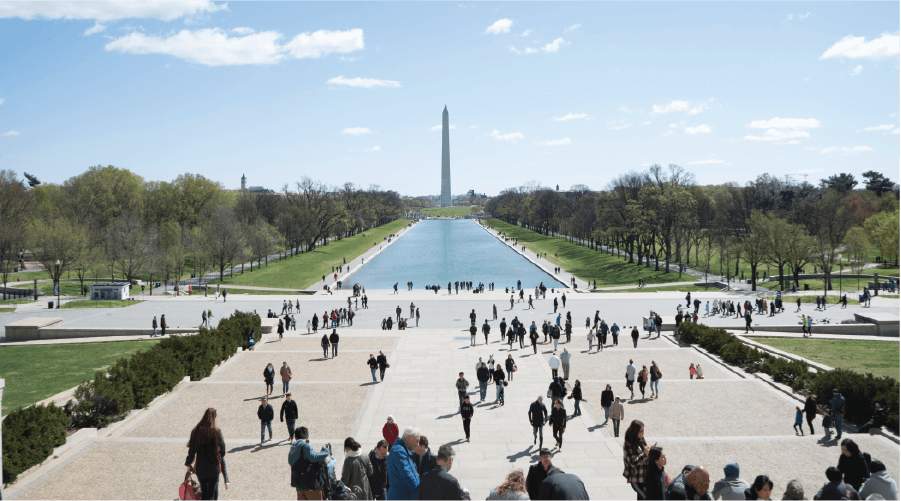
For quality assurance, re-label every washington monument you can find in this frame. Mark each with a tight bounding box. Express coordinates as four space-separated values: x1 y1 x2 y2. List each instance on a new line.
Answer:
440 105 451 207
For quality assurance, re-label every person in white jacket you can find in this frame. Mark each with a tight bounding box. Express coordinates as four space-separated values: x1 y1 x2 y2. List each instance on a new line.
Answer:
548 352 561 380
859 460 899 501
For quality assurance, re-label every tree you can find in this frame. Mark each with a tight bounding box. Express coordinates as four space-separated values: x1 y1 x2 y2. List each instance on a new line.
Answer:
808 190 855 293
739 211 770 291
70 227 101 296
246 218 278 271
820 173 858 193
105 214 151 284
23 172 41 188
58 165 145 231
0 171 33 299
202 207 245 281
862 170 895 197
843 227 871 290
29 217 88 294
864 210 900 264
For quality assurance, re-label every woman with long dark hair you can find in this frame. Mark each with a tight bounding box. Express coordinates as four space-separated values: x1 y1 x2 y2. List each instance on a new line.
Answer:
623 420 651 499
341 437 373 500
744 474 773 500
837 438 870 491
644 446 668 500
185 408 226 500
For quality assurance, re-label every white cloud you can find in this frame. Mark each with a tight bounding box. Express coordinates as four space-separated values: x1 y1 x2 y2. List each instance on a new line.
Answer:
524 47 538 54
488 130 523 142
851 65 862 76
617 105 633 113
539 138 571 146
0 98 4 105
686 159 727 165
552 113 588 121
429 124 457 131
328 76 400 88
820 146 873 154
786 140 800 145
84 20 105 35
231 27 255 35
747 117 820 129
894 128 900 134
642 121 652 125
508 47 521 55
821 33 900 60
521 29 531 37
0 0 224 22
688 103 709 115
283 29 364 59
653 100 690 113
564 23 581 32
744 129 810 141
786 14 793 20
106 28 364 66
800 12 811 19
669 122 683 128
663 130 673 136
341 127 371 135
363 146 380 152
864 124 895 131
486 19 512 34
541 38 566 53
3 130 20 136
685 124 711 135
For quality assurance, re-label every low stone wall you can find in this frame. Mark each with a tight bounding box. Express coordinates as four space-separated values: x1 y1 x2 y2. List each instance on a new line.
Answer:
35 328 197 340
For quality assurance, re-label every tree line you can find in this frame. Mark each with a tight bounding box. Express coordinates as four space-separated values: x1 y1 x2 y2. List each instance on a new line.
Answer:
486 167 899 291
0 166 404 298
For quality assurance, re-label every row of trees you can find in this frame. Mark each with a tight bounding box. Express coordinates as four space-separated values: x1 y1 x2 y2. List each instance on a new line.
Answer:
487 168 899 291
0 166 405 298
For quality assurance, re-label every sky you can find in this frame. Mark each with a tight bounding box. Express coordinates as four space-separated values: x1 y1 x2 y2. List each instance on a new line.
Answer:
0 1 898 197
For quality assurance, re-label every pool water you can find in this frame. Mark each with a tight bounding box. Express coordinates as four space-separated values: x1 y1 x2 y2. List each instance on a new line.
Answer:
348 219 565 290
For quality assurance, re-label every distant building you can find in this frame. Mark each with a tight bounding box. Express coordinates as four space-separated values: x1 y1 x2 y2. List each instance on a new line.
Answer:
241 173 247 191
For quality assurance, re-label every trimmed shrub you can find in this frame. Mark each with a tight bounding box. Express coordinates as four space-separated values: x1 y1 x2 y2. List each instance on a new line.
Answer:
2 403 68 483
66 372 135 429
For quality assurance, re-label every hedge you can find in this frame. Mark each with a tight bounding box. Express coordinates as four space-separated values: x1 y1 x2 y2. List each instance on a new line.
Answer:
2 403 68 483
2 310 260 484
675 322 899 432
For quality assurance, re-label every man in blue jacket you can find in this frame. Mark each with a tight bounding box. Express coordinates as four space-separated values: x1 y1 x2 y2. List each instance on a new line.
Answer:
388 426 421 499
288 427 331 500
831 388 846 439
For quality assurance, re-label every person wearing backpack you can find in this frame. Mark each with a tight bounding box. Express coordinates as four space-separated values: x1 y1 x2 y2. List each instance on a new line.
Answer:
289 426 332 500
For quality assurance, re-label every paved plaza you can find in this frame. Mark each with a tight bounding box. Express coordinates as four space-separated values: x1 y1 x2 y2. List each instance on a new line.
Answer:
6 290 899 500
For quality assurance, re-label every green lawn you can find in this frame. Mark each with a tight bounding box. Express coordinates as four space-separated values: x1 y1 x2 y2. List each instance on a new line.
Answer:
485 219 690 287
753 338 900 380
0 340 158 415
59 299 144 309
0 299 34 306
878 295 899 299
760 278 871 292
212 219 409 289
874 266 899 277
417 207 474 217
11 280 89 297
0 308 14 313
593 284 718 294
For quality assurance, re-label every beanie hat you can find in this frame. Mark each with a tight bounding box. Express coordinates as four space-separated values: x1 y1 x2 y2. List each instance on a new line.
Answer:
724 463 740 477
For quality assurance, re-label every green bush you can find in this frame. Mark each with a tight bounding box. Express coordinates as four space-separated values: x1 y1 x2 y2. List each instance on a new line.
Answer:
2 403 68 483
66 372 135 429
674 322 899 432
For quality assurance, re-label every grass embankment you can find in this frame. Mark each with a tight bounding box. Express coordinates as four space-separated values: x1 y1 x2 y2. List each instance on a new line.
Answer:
10 281 88 297
0 308 14 313
874 266 899 277
762 295 860 305
753 338 900 381
0 299 33 306
59 299 144 309
418 207 474 217
0 340 158 415
213 219 409 289
593 284 719 294
485 219 689 287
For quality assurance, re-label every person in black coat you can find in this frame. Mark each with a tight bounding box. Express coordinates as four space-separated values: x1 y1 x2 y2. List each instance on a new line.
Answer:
460 396 474 442
329 330 340 357
492 365 505 403
645 447 668 500
263 363 275 396
185 408 227 500
368 440 389 500
600 384 614 425
279 393 298 441
257 397 274 444
537 467 589 500
549 399 567 451
505 355 516 381
837 439 870 491
527 449 554 500
376 351 388 382
413 435 437 477
529 397 549 448
418 445 470 500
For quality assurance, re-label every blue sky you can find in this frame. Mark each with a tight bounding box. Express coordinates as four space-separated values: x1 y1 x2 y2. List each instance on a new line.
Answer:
0 1 898 196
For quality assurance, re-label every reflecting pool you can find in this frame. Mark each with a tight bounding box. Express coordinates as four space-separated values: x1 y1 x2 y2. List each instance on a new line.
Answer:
349 219 565 289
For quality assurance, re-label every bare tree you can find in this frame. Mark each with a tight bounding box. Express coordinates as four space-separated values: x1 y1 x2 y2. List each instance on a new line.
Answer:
202 207 245 281
0 171 33 299
105 214 151 284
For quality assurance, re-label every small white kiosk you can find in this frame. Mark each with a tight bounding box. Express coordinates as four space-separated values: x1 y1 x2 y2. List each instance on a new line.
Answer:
90 282 130 301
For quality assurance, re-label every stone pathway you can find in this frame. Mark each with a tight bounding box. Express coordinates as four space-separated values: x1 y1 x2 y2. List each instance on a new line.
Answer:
6 292 898 500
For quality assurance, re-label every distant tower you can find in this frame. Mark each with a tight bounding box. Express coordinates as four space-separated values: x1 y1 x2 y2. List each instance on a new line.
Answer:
440 106 451 207
241 173 246 191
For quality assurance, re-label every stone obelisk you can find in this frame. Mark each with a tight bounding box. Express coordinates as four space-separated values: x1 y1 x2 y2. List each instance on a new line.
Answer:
440 105 451 207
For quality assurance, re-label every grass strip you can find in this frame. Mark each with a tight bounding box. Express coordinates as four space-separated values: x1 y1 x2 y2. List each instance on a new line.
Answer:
753 337 900 381
59 300 144 309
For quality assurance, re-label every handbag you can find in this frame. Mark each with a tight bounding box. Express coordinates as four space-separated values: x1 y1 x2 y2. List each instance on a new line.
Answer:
180 470 202 500
513 365 518 372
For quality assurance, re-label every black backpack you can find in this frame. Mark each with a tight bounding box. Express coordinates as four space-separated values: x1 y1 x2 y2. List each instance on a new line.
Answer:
290 447 323 491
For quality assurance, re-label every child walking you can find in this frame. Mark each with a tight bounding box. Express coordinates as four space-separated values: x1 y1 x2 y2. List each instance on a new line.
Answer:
822 409 834 439
793 406 804 435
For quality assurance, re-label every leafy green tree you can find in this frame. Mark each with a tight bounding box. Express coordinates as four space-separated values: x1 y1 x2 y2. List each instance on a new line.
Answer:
862 170 895 197
29 217 88 293
864 210 900 264
844 226 871 290
0 170 33 298
820 173 858 193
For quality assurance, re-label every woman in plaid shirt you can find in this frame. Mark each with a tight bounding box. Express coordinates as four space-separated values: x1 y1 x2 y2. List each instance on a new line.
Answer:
623 420 652 499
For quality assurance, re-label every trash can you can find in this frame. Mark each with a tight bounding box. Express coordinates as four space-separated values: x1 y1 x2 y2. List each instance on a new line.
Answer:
804 284 810 291
48 301 54 309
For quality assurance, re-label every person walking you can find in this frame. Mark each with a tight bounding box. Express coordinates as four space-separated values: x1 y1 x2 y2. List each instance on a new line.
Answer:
600 384 614 424
289 427 331 500
530 324 539 354
744 310 754 333
505 354 516 381
377 351 389 382
588 328 596 353
650 361 661 399
493 304 498 320
553 297 559 313
803 392 820 435
277 319 284 341
368 354 379 383
382 416 399 451
152 316 158 337
611 323 620 346
548 352 561 380
160 314 167 337
551 324 561 350
631 326 640 348
549 399 567 451
638 366 649 399
626 360 637 399
482 320 491 345
185 408 227 499
610 396 624 437
461 396 474 442
258 396 274 444
280 362 292 396
560 348 571 380
623 420 650 498
264 363 275 397
599 320 609 347
456 372 470 410
280 393 298 441
569 380 586 417
341 437 374 500
493 364 506 404
477 362 490 402
330 329 340 357
529 396 549 448
387 427 421 500
321 333 331 358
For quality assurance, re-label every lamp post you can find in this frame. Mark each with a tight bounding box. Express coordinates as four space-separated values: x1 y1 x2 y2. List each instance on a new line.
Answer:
55 259 60 308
